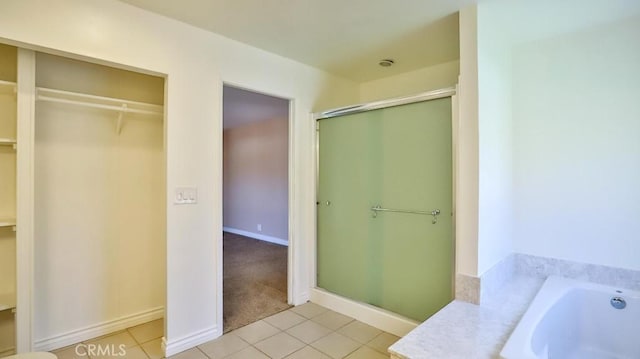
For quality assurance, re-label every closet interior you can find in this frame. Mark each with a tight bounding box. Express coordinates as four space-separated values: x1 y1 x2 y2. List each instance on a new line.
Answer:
31 52 166 350
0 43 17 358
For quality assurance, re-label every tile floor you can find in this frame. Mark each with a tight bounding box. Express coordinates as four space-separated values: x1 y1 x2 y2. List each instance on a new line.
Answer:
51 319 164 359
171 303 399 359
50 303 399 359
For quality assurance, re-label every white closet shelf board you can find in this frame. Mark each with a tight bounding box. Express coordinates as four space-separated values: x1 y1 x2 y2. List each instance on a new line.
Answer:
0 219 16 228
36 87 164 116
0 79 17 94
0 292 16 311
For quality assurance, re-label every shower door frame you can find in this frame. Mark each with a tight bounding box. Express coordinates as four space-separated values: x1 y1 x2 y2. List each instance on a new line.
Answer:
310 86 459 336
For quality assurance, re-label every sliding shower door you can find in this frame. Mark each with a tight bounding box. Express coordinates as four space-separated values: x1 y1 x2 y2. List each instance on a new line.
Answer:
317 97 453 322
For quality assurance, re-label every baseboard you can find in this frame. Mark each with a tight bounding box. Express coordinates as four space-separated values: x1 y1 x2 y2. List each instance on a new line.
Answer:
294 291 310 306
223 227 288 246
310 288 417 337
0 347 15 357
163 325 220 357
34 306 164 351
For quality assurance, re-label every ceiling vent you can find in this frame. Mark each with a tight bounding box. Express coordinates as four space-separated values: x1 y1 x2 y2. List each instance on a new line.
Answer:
379 59 395 67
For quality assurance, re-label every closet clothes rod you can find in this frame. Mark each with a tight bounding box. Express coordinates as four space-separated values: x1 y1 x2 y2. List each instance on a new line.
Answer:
36 87 163 116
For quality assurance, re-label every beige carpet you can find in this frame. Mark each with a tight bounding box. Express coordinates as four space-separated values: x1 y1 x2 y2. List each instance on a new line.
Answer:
223 232 290 332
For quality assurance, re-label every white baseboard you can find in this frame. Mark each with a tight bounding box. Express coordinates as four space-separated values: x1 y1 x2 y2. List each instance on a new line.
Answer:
163 325 220 357
34 307 164 351
310 288 417 338
294 291 310 306
223 227 288 246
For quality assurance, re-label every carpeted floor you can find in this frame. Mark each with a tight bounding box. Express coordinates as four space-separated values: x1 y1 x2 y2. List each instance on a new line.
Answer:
223 232 290 332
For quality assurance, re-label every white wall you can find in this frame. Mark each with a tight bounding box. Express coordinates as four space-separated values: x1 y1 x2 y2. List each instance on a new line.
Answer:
469 0 640 274
223 118 288 242
0 0 359 354
456 6 480 276
475 2 513 275
358 60 459 102
511 14 640 271
34 97 165 344
32 53 165 345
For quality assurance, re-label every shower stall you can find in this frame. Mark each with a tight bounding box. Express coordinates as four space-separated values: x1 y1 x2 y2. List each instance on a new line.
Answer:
315 88 455 322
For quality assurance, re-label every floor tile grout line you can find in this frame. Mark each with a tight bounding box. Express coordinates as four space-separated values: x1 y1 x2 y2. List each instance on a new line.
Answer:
249 342 272 359
136 335 165 346
286 326 334 346
126 327 142 346
279 344 310 359
365 343 391 356
342 345 361 359
242 325 283 345
195 345 211 359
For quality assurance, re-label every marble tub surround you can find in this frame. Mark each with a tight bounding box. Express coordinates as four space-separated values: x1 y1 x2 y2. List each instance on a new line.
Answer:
392 253 640 359
390 275 543 359
455 253 640 306
454 254 517 306
479 255 517 304
513 253 640 291
454 274 480 304
389 301 513 359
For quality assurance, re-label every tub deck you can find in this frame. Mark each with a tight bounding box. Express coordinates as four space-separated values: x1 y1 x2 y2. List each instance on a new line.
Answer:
389 276 543 359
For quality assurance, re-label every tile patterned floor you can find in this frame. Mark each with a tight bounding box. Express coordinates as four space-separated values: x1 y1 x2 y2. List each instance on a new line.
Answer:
175 303 399 359
51 319 164 359
50 303 399 359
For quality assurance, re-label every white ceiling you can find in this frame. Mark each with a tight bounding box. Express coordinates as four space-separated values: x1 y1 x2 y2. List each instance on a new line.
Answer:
223 86 289 129
118 0 474 82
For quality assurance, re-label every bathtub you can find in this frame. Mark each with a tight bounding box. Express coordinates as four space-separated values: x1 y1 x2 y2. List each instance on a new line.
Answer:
500 276 639 359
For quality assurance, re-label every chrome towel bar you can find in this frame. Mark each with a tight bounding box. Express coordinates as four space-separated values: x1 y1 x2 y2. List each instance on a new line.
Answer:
371 205 441 224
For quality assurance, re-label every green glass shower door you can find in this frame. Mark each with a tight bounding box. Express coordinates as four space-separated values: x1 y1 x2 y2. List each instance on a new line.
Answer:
317 97 453 322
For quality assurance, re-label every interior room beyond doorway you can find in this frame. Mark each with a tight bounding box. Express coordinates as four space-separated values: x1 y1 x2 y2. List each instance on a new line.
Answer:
222 85 290 332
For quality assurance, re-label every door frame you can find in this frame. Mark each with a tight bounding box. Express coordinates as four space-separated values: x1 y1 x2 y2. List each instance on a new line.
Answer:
309 87 458 336
218 81 296 332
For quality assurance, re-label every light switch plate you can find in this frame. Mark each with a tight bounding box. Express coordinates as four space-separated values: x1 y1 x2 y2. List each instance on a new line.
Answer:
175 187 197 205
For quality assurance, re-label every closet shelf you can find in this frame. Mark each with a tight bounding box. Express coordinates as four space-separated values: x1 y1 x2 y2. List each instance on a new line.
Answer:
36 87 164 116
0 219 16 228
0 292 16 312
0 79 17 94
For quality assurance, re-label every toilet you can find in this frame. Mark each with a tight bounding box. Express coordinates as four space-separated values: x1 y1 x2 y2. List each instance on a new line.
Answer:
3 353 57 359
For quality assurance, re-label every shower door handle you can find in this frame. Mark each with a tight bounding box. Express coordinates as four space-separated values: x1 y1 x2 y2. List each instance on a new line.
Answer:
371 205 441 224
430 209 440 224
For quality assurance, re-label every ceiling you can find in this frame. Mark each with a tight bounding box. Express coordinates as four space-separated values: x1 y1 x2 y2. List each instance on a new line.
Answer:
223 86 289 129
118 0 474 82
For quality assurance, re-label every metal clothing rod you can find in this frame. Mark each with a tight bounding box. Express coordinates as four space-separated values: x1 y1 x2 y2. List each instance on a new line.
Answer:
371 205 441 224
315 87 455 120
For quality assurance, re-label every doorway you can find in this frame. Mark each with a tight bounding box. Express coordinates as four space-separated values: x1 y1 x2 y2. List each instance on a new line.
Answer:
222 85 290 332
